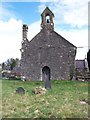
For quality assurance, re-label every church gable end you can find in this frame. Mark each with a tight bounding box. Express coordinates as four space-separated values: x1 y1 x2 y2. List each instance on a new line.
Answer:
21 7 77 81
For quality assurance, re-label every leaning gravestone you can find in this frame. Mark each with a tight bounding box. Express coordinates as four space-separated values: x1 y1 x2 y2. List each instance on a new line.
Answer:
16 87 25 94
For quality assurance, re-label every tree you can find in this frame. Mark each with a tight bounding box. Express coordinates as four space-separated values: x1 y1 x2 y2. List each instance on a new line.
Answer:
10 58 17 70
2 58 19 71
2 62 6 70
87 49 90 71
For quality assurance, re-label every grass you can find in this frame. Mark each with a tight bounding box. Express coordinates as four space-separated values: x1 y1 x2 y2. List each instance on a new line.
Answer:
1 79 89 118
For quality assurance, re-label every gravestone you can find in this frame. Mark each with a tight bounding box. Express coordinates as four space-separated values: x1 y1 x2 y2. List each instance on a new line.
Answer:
45 78 51 89
16 87 25 94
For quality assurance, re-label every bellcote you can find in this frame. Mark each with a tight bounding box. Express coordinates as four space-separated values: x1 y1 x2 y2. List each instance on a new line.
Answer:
41 7 54 31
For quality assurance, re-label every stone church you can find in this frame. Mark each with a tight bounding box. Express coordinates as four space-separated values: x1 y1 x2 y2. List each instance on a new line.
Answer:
21 7 77 81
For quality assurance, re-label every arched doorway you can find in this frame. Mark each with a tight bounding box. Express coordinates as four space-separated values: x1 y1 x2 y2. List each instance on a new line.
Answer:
42 66 51 89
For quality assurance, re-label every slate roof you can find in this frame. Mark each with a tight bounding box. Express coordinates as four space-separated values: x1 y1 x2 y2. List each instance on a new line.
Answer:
75 60 87 69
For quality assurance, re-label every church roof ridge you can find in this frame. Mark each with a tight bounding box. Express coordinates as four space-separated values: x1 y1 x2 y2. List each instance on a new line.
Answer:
41 7 54 17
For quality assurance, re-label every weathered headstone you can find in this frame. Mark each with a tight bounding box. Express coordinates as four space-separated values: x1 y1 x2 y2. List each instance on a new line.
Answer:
45 72 51 89
45 78 51 89
16 87 25 94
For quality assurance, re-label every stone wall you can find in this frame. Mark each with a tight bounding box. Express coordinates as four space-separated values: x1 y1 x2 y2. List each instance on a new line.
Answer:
21 29 76 81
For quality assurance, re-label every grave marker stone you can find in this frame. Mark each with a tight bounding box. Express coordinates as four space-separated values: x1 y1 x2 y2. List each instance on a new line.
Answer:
16 87 25 94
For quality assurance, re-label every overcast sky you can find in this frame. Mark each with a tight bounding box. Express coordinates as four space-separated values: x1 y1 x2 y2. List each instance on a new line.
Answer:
0 0 89 63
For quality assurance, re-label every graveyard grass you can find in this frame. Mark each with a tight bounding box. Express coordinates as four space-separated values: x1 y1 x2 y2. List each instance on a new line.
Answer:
1 79 89 118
